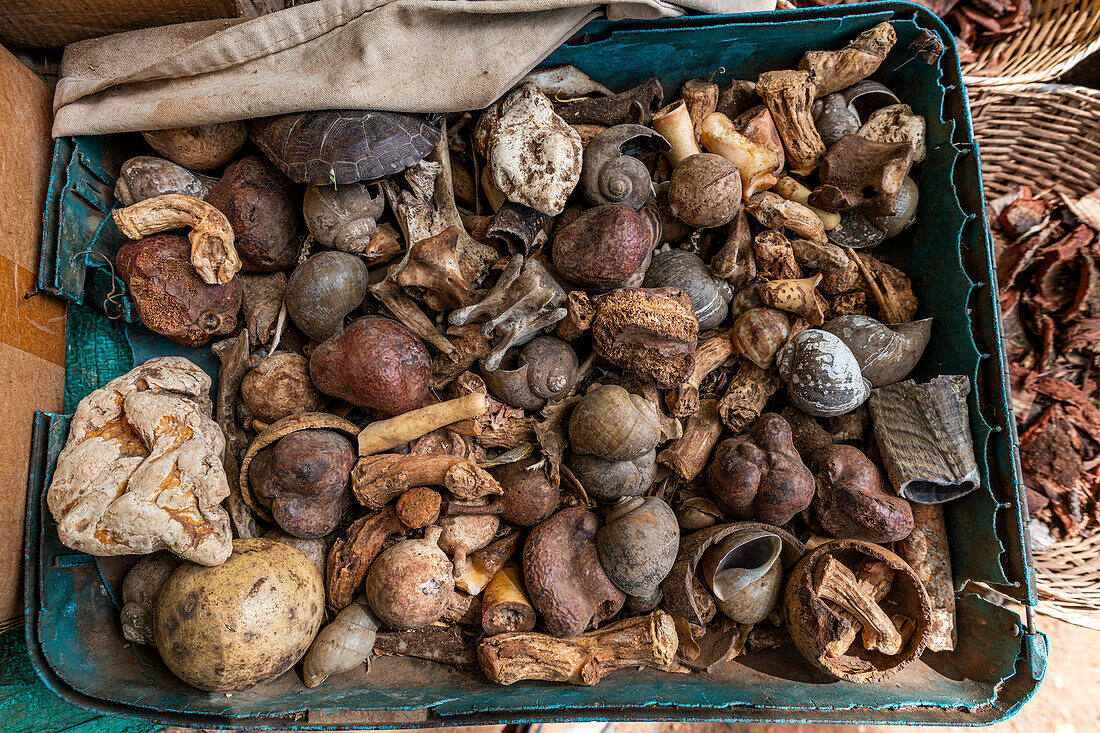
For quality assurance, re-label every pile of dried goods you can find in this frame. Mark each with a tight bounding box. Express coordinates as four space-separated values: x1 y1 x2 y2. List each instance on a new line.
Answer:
47 22 978 693
993 185 1100 548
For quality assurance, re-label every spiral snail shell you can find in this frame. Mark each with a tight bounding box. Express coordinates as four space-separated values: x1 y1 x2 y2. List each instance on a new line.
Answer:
777 329 871 418
568 385 664 461
581 124 669 209
286 251 368 342
642 249 732 331
596 496 680 598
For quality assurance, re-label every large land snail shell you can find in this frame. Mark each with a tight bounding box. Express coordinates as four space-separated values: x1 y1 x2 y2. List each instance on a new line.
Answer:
581 124 669 209
568 385 664 461
822 315 932 388
698 527 783 624
568 449 658 503
303 182 385 253
642 249 732 331
732 307 790 369
286 251 369 342
777 329 871 418
596 496 680 600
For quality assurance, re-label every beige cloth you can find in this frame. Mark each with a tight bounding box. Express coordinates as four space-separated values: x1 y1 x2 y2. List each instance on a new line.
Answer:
52 0 774 137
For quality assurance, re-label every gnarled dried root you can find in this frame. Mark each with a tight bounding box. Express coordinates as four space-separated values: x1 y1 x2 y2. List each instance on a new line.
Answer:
352 453 502 508
477 610 678 685
113 194 240 285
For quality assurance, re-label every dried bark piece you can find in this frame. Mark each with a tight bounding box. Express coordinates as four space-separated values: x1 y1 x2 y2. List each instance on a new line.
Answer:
431 324 492 390
799 22 897 97
553 77 664 127
555 290 596 341
756 70 825 176
477 610 678 685
238 272 286 347
657 398 723 481
211 331 250 458
325 506 403 610
47 357 232 565
847 249 918 324
352 453 502 508
373 624 477 668
718 360 780 432
754 230 803 282
113 194 241 285
665 331 734 418
868 376 980 503
897 503 956 652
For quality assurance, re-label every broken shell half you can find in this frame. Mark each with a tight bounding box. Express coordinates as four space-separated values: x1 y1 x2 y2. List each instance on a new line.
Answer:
698 527 783 624
822 315 931 388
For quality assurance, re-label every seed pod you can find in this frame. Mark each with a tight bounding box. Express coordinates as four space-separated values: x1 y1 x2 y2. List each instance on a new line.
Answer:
365 526 454 630
668 153 743 228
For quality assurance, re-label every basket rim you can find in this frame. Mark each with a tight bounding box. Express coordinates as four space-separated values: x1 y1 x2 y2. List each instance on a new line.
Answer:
962 0 1100 86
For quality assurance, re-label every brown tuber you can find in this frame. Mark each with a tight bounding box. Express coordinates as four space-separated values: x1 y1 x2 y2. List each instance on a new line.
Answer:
491 455 561 526
240 351 324 424
206 156 298 272
707 412 815 526
524 507 626 637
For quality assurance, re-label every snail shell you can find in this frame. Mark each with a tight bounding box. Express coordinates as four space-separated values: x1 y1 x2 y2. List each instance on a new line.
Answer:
568 385 663 461
870 176 919 238
812 93 860 147
777 329 871 418
567 449 657 503
822 315 932 388
481 336 578 410
303 182 385 253
595 496 680 598
642 249 732 331
581 124 668 209
286 251 369 342
698 527 783 624
732 307 790 369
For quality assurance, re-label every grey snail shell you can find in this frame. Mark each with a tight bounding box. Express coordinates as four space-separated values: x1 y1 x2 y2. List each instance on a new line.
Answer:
567 449 657 503
581 124 669 209
777 329 871 418
596 496 680 598
643 249 732 331
285 251 369 342
568 385 664 461
481 336 578 410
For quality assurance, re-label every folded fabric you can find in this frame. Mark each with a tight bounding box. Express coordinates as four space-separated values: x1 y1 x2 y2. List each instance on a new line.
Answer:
52 0 774 137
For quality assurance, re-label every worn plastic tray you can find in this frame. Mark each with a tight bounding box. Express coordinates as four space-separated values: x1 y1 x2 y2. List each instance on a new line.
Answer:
25 2 1045 728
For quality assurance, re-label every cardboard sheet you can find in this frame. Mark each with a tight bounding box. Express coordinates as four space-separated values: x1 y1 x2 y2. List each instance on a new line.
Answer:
0 44 64 625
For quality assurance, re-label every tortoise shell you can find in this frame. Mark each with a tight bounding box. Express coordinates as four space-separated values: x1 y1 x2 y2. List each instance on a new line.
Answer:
250 110 441 185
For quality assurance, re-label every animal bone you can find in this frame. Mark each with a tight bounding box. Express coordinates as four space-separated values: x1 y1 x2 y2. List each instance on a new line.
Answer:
477 610 678 685
449 255 568 371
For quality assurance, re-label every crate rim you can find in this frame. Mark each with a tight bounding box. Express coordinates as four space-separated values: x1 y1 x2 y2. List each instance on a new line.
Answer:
23 2 1044 728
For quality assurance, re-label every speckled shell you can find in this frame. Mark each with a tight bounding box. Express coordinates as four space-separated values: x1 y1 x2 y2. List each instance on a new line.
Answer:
776 329 871 418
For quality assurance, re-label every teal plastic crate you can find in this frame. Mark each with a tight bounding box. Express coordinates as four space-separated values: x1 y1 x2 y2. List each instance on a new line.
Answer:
24 2 1044 728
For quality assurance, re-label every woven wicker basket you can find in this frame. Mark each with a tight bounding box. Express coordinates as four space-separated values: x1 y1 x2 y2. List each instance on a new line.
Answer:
970 83 1100 201
971 82 1100 629
962 0 1100 86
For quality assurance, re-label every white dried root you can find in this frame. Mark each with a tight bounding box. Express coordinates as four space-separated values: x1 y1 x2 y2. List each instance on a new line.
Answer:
47 357 232 566
113 193 241 285
358 393 489 456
